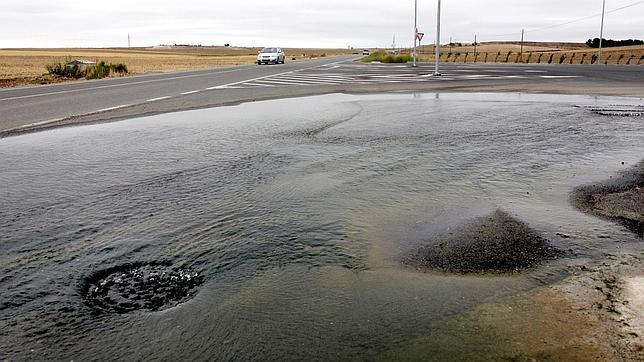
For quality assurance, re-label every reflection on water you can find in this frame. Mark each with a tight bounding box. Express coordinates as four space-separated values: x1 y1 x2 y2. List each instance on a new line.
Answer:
1 93 643 359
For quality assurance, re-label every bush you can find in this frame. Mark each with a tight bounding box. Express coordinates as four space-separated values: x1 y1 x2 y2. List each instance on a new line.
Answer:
45 57 85 79
86 61 111 79
586 38 643 48
361 50 412 63
46 58 128 80
110 63 128 74
86 62 129 80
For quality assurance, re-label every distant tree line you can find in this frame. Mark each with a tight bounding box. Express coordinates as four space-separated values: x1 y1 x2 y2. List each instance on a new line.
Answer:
586 38 643 48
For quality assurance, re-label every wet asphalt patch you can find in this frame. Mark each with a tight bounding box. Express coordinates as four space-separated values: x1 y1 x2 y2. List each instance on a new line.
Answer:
81 262 203 314
403 210 563 274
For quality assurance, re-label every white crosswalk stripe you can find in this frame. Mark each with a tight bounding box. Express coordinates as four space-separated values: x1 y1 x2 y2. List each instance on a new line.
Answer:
213 63 584 89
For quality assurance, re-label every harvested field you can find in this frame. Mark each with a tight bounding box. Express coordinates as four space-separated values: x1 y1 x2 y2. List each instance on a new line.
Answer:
416 42 644 65
0 46 354 88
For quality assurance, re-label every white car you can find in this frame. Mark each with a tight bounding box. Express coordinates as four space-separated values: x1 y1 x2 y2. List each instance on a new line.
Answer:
257 47 285 65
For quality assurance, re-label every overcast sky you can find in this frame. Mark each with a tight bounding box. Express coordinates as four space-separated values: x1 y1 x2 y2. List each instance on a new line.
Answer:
1 0 642 48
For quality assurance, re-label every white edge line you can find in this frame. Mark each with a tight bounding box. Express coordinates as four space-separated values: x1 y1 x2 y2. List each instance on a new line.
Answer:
146 96 172 102
3 103 135 133
95 104 131 113
180 90 201 95
11 117 65 130
540 75 582 79
0 67 250 102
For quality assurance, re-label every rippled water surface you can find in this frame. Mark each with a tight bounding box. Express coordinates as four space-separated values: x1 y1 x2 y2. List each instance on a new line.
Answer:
1 93 643 359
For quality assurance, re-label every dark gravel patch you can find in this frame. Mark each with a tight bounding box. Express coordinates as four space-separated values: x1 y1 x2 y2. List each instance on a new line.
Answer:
572 161 643 237
403 210 563 274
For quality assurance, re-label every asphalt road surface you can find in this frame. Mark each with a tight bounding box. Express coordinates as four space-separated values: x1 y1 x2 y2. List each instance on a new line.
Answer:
1 55 643 137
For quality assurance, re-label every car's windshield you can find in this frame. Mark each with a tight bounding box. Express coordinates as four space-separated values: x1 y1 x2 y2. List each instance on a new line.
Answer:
260 48 278 53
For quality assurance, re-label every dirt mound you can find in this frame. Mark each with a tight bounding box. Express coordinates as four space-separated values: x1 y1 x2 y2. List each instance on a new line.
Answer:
572 161 644 237
403 210 563 273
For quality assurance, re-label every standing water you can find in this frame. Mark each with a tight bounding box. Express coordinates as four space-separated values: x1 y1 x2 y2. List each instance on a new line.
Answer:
1 93 643 359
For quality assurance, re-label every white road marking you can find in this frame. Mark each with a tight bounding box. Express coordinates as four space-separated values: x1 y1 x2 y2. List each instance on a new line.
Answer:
0 67 250 102
9 117 65 131
206 59 352 90
281 74 352 82
180 90 201 95
252 79 339 86
146 96 172 102
95 104 131 113
540 75 582 79
238 82 273 87
276 77 347 84
3 103 138 133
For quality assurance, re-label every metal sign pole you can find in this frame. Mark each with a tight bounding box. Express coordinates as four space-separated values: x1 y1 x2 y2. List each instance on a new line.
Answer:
598 0 606 64
434 0 442 75
413 0 418 67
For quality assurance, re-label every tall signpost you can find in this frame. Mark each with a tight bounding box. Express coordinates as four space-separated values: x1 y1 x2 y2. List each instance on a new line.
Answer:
413 0 418 67
598 0 606 64
519 28 525 62
434 0 442 75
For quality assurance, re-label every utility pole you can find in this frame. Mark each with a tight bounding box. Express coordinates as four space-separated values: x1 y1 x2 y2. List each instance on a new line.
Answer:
434 0 442 75
392 34 396 52
520 29 524 62
474 35 477 60
413 0 418 67
128 33 131 48
598 0 606 64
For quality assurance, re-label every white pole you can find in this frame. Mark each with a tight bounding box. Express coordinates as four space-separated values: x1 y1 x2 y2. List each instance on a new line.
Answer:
520 28 524 62
434 0 442 75
598 0 606 64
413 0 418 67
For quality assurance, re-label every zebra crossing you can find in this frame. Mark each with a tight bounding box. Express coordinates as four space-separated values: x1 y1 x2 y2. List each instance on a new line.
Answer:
214 62 583 89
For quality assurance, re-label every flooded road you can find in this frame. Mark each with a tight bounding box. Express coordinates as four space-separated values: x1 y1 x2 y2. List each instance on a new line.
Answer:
1 93 643 360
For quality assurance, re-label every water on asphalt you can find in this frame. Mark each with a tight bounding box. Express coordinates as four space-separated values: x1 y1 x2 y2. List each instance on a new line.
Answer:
1 93 643 359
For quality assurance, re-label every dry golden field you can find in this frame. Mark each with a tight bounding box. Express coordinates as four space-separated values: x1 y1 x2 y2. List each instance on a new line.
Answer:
0 46 356 88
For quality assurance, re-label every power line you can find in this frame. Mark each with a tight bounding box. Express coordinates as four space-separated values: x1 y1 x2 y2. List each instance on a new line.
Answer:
479 0 643 39
527 0 643 34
